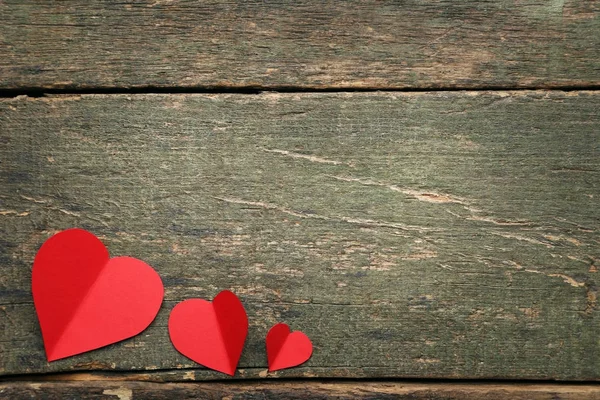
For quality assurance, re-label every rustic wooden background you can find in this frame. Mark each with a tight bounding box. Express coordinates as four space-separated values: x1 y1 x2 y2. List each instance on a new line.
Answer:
1 1 599 399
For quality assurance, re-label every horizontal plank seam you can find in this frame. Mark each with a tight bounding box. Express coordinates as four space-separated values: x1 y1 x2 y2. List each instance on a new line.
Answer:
2 370 600 385
2 84 600 98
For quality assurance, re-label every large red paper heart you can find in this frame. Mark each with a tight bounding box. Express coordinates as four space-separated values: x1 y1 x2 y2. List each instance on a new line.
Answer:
168 290 248 376
266 323 313 371
32 228 164 362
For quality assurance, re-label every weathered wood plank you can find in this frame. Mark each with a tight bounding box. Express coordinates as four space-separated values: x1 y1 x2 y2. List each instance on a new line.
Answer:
1 1 599 90
3 380 600 400
0 91 599 380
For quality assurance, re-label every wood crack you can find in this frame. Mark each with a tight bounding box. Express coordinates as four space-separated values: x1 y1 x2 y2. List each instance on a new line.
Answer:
328 175 467 204
0 210 30 217
328 175 536 228
213 196 434 232
490 232 554 248
495 260 586 288
261 148 352 167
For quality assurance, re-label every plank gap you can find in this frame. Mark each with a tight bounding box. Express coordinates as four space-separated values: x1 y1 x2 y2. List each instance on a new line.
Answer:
3 84 600 98
3 380 600 400
3 370 600 385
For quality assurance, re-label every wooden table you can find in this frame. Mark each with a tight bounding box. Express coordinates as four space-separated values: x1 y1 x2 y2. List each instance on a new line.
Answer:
1 1 599 398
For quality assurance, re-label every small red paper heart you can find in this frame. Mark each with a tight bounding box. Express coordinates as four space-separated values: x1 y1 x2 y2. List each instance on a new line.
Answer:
168 290 248 376
32 228 164 362
266 323 313 371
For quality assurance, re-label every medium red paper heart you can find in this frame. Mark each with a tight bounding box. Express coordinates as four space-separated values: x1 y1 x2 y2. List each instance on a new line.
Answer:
168 290 248 376
266 323 313 371
32 228 164 362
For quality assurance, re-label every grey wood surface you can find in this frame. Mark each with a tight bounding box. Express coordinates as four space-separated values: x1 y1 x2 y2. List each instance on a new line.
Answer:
3 380 600 400
1 91 598 380
1 0 599 90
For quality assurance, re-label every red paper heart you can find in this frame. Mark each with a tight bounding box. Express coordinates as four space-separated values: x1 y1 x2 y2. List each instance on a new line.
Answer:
168 290 248 376
266 323 313 371
32 228 164 362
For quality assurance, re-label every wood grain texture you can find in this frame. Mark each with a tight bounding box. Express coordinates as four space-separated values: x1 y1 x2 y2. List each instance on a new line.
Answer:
3 380 600 400
0 91 599 380
1 0 599 90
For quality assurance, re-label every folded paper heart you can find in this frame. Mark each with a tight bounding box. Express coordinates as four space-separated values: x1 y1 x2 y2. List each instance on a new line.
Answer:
266 323 313 371
32 228 164 362
168 290 248 376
